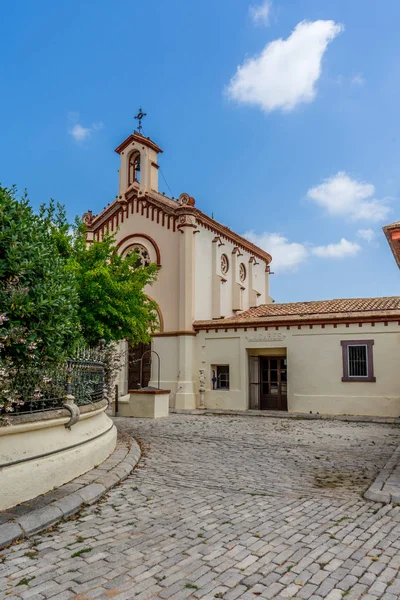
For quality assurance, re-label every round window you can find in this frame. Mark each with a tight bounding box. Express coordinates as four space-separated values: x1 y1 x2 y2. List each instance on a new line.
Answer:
130 244 151 267
239 263 247 282
221 254 229 275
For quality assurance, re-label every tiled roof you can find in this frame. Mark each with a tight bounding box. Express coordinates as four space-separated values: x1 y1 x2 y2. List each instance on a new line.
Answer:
194 296 400 329
234 297 400 319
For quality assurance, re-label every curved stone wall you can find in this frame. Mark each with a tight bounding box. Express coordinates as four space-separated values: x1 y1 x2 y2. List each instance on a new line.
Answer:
0 400 117 511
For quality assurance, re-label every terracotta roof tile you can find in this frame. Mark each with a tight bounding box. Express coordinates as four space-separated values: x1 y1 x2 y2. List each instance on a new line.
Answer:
194 296 400 329
234 297 400 319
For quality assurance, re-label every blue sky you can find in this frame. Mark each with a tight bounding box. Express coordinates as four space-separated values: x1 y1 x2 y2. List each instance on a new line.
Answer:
1 0 399 302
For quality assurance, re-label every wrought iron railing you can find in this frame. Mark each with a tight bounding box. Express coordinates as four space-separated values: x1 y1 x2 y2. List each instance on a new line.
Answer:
1 349 106 416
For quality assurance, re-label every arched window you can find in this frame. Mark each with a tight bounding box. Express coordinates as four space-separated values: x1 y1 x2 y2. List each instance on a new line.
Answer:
128 151 141 186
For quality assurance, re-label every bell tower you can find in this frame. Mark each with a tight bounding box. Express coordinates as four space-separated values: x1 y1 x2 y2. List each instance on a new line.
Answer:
114 113 163 196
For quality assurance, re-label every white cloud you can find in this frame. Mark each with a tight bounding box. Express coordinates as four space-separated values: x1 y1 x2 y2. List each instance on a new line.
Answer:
244 231 309 271
244 230 362 272
307 172 391 222
357 228 376 243
312 238 361 259
226 19 343 113
68 113 103 143
249 0 271 26
69 123 91 142
352 73 365 85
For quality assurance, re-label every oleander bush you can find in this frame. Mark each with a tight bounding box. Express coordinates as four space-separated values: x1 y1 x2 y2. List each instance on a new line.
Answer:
0 185 159 414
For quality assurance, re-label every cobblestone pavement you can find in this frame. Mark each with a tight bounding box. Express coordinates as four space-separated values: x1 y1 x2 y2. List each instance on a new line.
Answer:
1 415 400 600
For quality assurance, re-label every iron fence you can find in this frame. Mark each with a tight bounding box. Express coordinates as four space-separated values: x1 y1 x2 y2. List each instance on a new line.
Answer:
1 348 106 416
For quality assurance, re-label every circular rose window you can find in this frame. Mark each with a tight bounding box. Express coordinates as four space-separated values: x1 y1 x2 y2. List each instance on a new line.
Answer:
239 263 247 282
130 244 151 267
221 254 229 275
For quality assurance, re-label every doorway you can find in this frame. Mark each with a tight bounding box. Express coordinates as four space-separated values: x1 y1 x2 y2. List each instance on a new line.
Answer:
128 342 151 390
259 356 287 411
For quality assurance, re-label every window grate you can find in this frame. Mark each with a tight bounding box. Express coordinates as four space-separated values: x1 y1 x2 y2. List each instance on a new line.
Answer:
348 345 368 377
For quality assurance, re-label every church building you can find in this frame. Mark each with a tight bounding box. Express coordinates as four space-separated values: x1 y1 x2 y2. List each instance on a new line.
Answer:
84 127 400 418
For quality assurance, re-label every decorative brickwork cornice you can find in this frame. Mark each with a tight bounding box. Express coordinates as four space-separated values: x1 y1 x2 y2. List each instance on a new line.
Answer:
114 132 163 155
84 190 272 264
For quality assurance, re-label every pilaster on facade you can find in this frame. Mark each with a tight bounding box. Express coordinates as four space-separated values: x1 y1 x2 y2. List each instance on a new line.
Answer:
265 265 273 304
212 237 226 319
232 247 245 312
178 214 198 330
248 257 261 308
174 334 197 410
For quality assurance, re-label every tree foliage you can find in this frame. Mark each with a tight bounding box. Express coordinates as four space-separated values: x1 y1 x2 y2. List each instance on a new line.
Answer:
0 186 80 366
0 185 160 413
70 224 159 347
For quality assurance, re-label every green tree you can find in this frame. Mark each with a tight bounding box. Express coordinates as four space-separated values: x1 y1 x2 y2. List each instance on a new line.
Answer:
71 226 159 346
0 187 159 414
35 199 160 347
0 186 80 366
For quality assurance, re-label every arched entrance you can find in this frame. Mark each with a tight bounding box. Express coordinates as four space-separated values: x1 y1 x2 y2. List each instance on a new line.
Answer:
127 301 163 391
128 342 151 390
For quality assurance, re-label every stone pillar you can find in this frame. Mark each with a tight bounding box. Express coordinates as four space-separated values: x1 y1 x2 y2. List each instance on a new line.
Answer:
117 340 129 395
175 335 197 409
174 212 198 409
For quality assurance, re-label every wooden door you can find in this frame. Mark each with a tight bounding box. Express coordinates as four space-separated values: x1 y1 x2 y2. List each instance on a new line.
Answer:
259 357 287 411
128 342 151 390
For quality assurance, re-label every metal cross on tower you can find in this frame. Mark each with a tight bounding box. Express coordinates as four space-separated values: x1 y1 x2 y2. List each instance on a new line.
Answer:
134 107 147 134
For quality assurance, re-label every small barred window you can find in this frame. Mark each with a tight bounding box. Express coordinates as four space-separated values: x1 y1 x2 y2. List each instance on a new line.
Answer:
341 340 375 382
348 345 368 377
221 254 229 275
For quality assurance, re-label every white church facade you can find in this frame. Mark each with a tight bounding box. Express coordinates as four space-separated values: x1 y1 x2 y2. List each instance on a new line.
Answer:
84 130 400 418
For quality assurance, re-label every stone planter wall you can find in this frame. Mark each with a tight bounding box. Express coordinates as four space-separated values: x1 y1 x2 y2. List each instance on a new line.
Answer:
0 400 117 511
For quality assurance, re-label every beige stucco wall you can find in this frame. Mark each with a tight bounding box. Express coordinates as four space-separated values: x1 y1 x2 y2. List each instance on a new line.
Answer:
196 322 400 417
116 213 180 332
110 179 270 408
0 403 117 511
194 225 270 321
118 391 169 418
151 334 197 410
151 335 179 397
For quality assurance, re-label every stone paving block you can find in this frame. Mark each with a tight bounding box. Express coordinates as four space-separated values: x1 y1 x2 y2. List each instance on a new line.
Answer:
94 473 121 490
2 416 400 599
76 483 107 505
364 489 391 503
0 521 24 548
16 505 63 536
51 493 84 518
325 591 343 600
